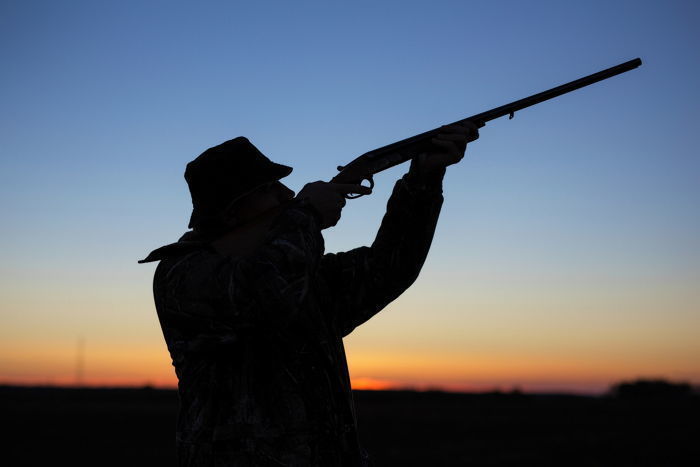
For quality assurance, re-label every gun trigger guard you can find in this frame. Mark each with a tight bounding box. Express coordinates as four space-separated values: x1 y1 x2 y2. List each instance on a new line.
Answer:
344 176 374 199
509 111 515 120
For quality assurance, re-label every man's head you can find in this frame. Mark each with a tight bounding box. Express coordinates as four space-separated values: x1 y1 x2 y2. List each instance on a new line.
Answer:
185 137 293 232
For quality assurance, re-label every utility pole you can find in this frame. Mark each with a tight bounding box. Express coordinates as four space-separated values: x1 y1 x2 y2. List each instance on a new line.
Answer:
76 336 85 387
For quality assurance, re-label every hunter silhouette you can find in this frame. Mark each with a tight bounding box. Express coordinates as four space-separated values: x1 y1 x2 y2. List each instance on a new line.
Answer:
140 123 478 466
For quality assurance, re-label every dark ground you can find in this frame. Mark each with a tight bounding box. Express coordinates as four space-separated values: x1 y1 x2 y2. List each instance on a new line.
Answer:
1 385 698 466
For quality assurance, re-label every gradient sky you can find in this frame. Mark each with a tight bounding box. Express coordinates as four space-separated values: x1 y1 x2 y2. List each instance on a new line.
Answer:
1 0 698 393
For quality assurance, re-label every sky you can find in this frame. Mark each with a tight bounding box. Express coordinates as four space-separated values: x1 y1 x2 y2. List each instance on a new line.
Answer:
1 0 698 394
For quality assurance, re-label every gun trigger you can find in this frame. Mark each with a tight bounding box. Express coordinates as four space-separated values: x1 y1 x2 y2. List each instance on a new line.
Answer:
509 111 515 120
337 165 345 171
344 176 375 199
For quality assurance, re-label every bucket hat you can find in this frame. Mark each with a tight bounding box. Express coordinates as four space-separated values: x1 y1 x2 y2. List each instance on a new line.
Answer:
185 137 292 230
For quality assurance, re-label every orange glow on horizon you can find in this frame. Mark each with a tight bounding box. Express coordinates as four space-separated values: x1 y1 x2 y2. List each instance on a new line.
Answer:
2 342 698 395
349 377 397 391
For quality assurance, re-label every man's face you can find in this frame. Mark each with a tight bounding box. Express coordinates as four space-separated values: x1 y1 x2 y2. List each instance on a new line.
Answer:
234 181 295 222
259 181 295 207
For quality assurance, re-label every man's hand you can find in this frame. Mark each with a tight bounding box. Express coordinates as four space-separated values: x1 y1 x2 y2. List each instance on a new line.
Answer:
296 181 372 229
417 121 480 178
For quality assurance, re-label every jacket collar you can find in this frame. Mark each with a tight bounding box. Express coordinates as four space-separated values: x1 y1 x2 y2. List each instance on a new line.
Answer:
138 230 216 264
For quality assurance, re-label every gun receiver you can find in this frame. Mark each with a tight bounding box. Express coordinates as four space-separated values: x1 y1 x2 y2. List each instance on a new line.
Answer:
332 58 642 195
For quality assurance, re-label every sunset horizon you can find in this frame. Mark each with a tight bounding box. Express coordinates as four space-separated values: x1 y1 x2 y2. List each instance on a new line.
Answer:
2 337 696 395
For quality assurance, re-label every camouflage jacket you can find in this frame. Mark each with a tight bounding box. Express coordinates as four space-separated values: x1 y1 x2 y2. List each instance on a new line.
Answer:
143 170 444 466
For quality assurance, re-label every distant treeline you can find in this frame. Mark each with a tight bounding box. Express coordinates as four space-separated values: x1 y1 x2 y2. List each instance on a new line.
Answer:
1 377 697 399
609 378 697 399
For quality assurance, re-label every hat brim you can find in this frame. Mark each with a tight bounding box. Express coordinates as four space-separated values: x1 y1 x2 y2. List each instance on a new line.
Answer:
270 163 293 180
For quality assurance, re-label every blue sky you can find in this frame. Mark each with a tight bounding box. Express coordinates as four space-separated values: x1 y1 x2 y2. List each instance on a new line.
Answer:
1 0 698 390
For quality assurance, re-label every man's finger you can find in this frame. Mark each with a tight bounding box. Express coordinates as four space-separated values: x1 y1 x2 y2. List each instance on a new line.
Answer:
460 120 481 130
442 122 475 130
436 133 470 142
329 183 373 195
439 124 463 134
439 125 479 140
431 138 461 155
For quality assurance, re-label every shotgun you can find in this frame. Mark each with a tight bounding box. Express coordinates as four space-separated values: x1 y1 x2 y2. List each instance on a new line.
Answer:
332 58 642 197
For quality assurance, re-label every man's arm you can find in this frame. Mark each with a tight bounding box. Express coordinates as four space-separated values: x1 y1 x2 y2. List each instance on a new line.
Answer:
320 122 479 336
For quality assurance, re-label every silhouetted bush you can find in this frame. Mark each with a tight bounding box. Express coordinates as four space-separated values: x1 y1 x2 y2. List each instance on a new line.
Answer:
610 378 693 399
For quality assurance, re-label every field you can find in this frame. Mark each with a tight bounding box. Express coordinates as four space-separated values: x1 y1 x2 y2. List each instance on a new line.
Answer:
1 386 697 466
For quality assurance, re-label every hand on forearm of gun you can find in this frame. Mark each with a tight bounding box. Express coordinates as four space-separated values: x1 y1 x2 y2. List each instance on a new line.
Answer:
410 121 480 181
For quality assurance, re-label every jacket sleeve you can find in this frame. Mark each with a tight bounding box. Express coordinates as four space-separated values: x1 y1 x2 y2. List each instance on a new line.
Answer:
319 163 445 337
155 201 325 339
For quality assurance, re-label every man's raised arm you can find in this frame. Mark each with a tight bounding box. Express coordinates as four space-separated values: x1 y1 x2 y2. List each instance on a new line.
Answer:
320 122 479 336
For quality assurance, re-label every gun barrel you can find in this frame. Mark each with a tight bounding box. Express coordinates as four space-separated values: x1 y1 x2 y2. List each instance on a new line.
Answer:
470 57 642 123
